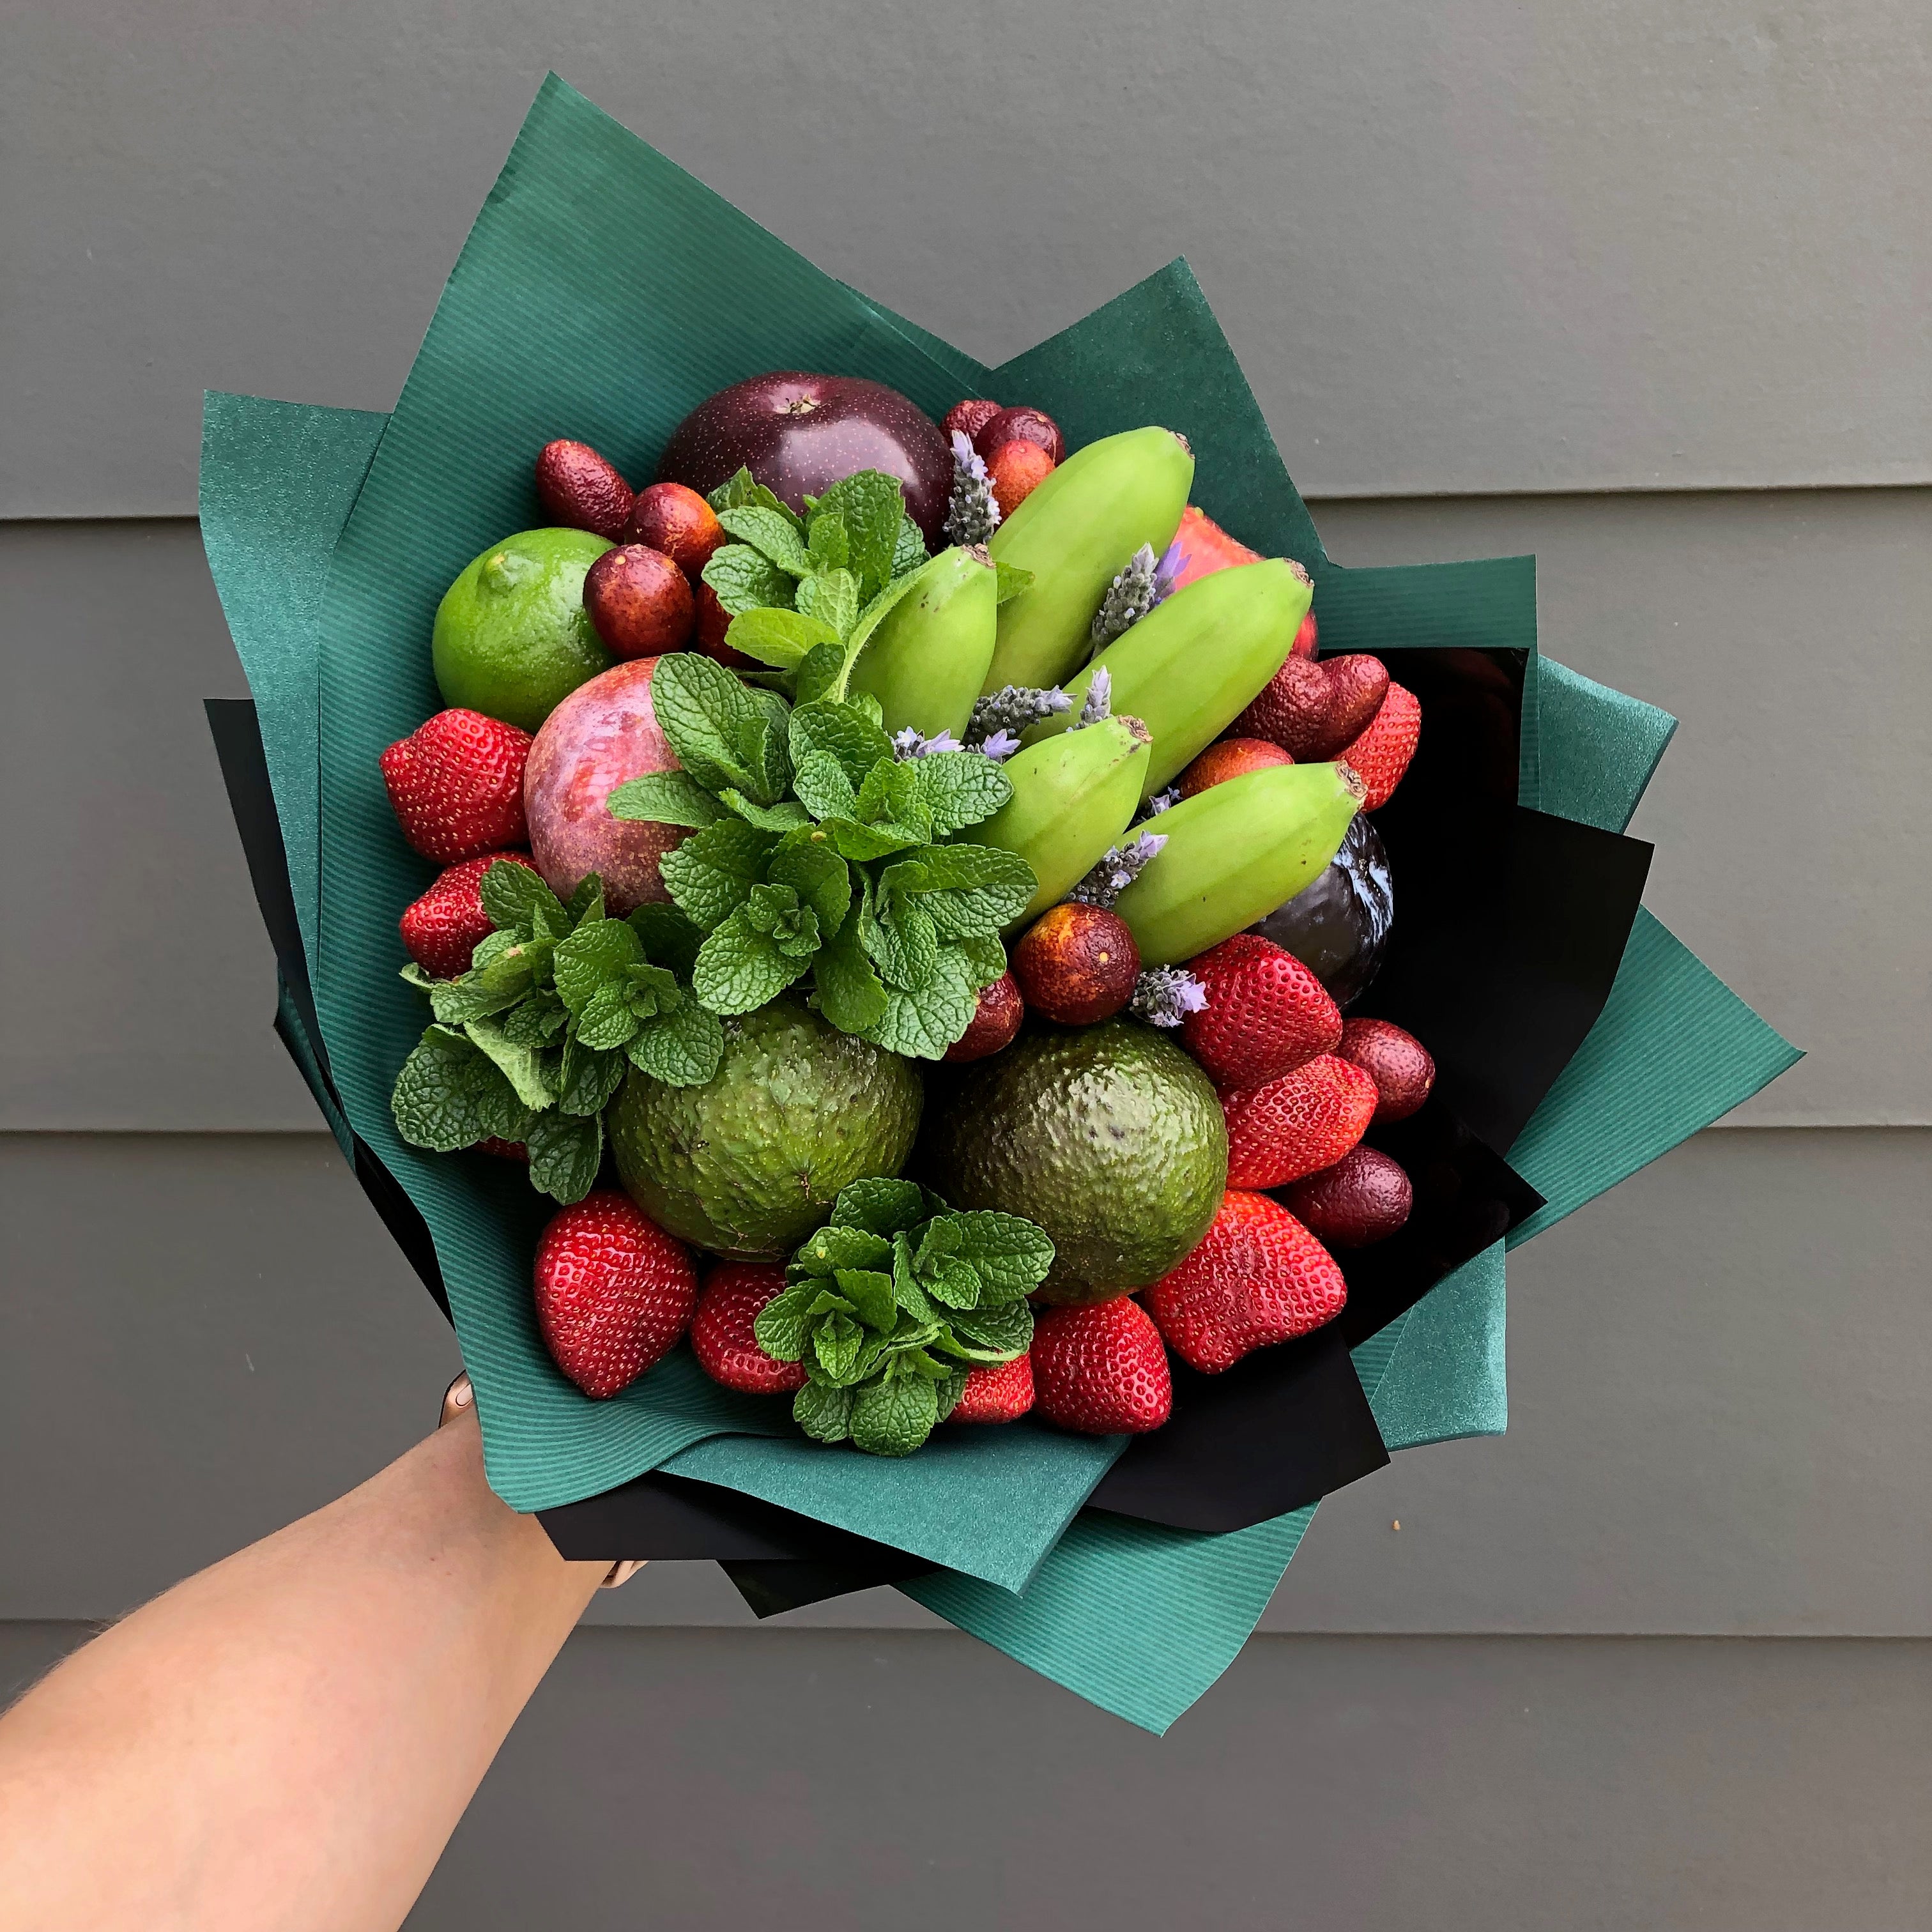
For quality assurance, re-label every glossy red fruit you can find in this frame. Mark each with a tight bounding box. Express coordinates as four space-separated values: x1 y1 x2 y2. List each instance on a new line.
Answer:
1233 653 1390 762
533 1191 698 1400
1168 505 1261 588
693 580 756 670
1285 1148 1413 1249
1031 1298 1173 1435
972 405 1064 466
582 544 696 659
985 441 1055 518
1181 933 1342 1089
535 440 634 541
1145 1190 1347 1372
942 398 1004 443
1336 1017 1436 1123
1012 903 1140 1025
1291 609 1318 659
625 482 726 579
656 372 953 546
399 850 539 979
690 1262 809 1395
524 658 687 917
944 970 1024 1062
379 709 532 864
948 1354 1034 1424
1222 1054 1379 1188
1337 682 1422 810
1176 737 1295 799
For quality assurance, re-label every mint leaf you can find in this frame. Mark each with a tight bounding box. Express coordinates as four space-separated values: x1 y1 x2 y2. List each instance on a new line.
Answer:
893 516 928 579
806 510 850 574
692 905 813 1015
719 791 813 832
552 917 644 1015
795 567 859 640
946 1210 1055 1298
392 1025 505 1151
557 1033 627 1116
659 818 776 930
563 874 606 926
788 700 893 810
866 947 980 1059
907 751 1015 836
891 1235 939 1321
706 468 804 528
935 1367 970 1422
917 845 1037 937
647 652 763 793
833 1268 899 1333
626 903 702 977
717 505 812 576
866 888 939 992
945 1301 1036 1356
792 1224 894 1276
723 606 842 671
809 471 905 602
481 859 567 936
811 903 888 1034
832 1177 930 1239
820 817 926 863
501 992 569 1047
625 995 723 1087
790 751 858 823
792 1377 853 1443
607 770 726 829
574 981 640 1050
793 641 844 706
767 831 851 936
702 542 796 618
753 1282 818 1361
813 1312 864 1383
848 1368 938 1457
994 560 1035 604
427 970 526 1026
463 1015 555 1112
526 1109 601 1205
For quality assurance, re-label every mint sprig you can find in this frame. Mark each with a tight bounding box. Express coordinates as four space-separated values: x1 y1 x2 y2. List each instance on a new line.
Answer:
390 861 719 1202
752 1181 1053 1455
610 659 1034 1057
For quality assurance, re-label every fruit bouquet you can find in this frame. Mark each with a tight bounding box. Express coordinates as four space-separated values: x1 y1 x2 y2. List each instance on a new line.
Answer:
203 77 1797 1731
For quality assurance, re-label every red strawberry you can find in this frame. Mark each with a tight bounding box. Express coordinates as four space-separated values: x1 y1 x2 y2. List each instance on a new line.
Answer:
1031 1298 1172 1435
942 398 1004 443
690 1262 808 1395
1145 1191 1347 1372
1181 933 1342 1089
1337 682 1421 809
379 709 532 864
1233 652 1390 762
1336 1017 1436 1123
947 1354 1035 1424
399 850 539 979
534 438 633 540
533 1192 697 1400
1222 1053 1379 1188
473 1137 528 1161
1284 1147 1413 1249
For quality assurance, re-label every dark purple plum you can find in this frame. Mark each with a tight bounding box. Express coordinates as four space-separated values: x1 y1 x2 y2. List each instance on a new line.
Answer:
1253 813 1393 1008
655 372 952 545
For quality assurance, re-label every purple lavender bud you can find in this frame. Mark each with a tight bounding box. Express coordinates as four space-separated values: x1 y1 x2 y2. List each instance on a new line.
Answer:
1130 965 1209 1027
1143 786 1180 816
1153 539 1187 601
1077 666 1113 728
977 729 1022 762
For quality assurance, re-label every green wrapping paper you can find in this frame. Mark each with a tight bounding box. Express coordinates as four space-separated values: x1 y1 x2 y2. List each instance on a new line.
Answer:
201 73 1797 1730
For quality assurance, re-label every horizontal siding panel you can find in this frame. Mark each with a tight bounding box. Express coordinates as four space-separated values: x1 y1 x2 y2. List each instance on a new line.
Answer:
5 1 1932 514
4 1130 1925 1638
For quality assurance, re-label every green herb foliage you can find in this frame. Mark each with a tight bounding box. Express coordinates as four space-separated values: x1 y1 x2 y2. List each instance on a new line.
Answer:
608 654 1034 1057
752 1179 1053 1455
390 862 721 1200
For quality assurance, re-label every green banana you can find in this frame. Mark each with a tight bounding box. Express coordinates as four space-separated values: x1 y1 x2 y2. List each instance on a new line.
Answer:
960 716 1151 923
1116 762 1363 965
1027 558 1312 795
847 545 997 742
985 427 1193 693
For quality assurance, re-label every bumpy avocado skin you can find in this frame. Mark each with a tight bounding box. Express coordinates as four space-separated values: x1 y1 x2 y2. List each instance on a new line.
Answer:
919 1021 1227 1304
608 997 923 1259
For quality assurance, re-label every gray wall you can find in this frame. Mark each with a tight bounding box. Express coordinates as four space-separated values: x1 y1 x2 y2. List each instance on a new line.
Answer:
4 6 1926 1928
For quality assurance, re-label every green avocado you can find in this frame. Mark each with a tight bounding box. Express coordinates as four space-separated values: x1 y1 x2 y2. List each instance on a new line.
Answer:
431 526 613 733
607 996 923 1259
919 1021 1227 1305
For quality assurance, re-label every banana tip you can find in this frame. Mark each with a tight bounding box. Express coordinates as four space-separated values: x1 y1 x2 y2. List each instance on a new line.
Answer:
1336 760 1368 806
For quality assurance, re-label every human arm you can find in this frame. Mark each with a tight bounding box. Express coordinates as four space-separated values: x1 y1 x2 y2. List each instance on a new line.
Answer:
0 1393 609 1932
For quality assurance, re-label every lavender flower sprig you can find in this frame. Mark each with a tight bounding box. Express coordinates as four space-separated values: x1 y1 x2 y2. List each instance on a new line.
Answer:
1130 965 1208 1029
944 431 1000 546
967 683 1071 748
891 727 963 760
1068 829 1167 908
1076 665 1113 728
1089 539 1187 654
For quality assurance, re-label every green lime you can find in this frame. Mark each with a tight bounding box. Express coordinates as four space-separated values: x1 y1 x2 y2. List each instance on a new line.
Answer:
431 528 613 732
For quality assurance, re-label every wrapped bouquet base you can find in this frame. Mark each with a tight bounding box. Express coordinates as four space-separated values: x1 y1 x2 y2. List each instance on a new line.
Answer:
203 76 1796 1731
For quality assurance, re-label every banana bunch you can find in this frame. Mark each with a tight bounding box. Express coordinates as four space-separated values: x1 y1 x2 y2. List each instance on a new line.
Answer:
845 544 998 742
